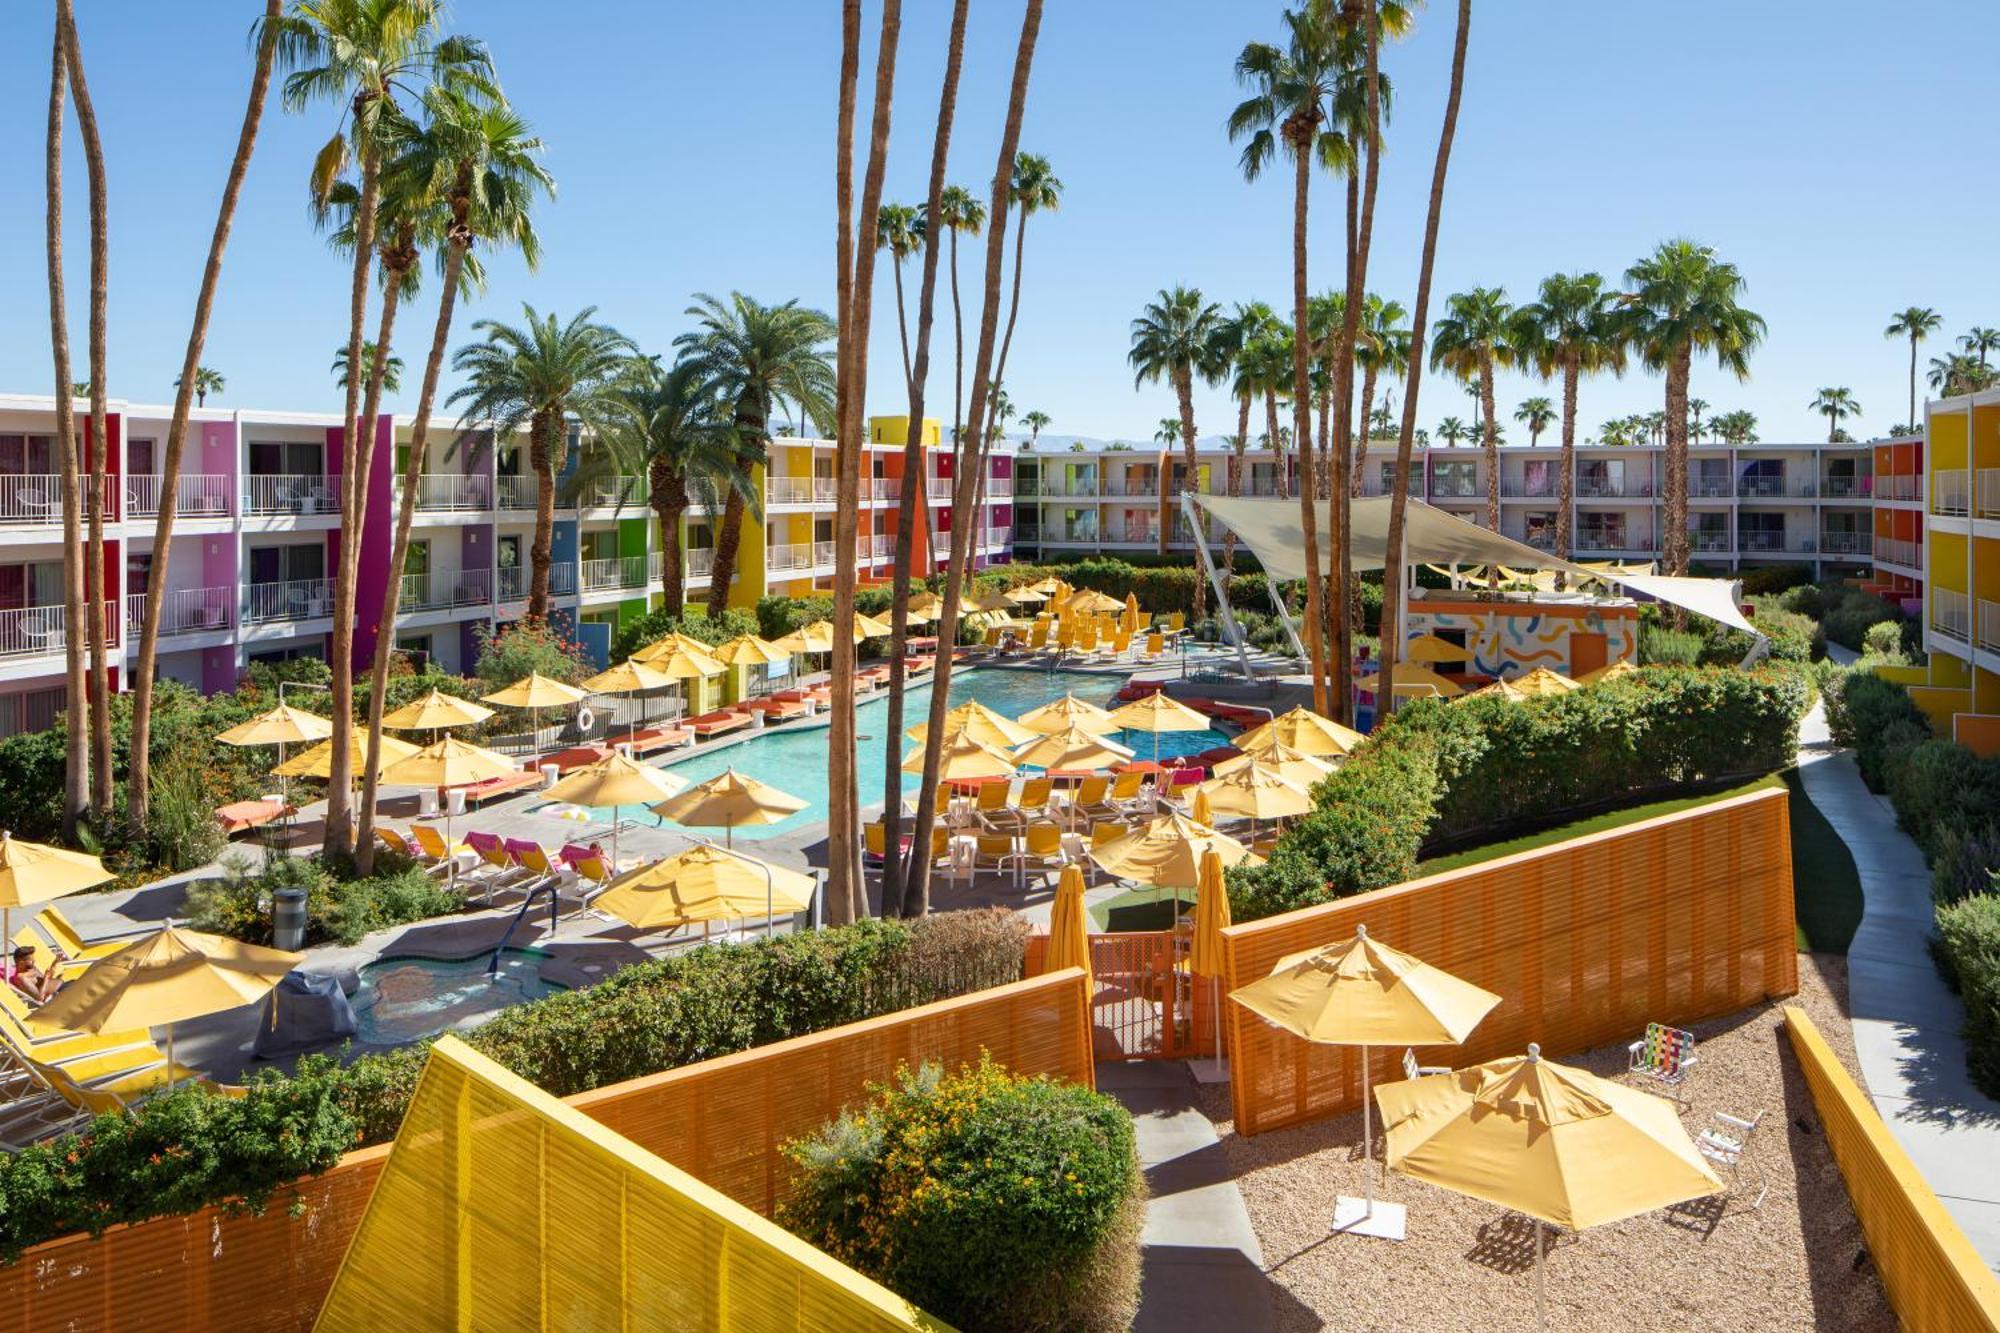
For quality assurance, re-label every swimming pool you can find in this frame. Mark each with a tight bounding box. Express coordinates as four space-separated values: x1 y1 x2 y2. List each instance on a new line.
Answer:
557 668 1231 840
351 948 563 1043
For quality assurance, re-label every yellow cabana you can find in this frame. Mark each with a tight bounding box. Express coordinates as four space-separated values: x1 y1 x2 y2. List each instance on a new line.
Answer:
651 769 808 847
907 699 1038 749
1044 863 1091 986
1197 762 1314 824
0 832 112 947
1378 1044 1722 1325
1232 705 1364 758
1576 659 1640 686
594 843 815 937
380 688 494 734
1233 924 1501 1239
1214 736 1336 786
275 732 420 781
904 734 1019 782
1402 634 1474 666
1089 810 1261 896
1011 725 1135 772
1016 692 1120 735
1355 662 1464 699
1509 665 1581 696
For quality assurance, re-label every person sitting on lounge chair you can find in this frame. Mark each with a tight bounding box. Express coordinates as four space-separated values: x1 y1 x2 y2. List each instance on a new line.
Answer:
5 945 60 1003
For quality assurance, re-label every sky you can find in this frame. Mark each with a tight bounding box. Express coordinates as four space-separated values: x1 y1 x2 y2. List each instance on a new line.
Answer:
3 2 1998 447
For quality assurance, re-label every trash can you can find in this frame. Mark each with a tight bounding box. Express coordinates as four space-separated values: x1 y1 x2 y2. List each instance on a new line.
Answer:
272 887 308 953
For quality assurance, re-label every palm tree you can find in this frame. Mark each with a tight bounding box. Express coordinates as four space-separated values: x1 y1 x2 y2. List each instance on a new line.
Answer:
129 3 281 833
1514 396 1554 446
1229 1 1351 713
1686 396 1709 442
1512 271 1622 563
876 202 923 394
1619 239 1766 575
990 153 1061 402
1351 294 1410 489
674 293 835 616
930 184 985 445
1436 415 1467 447
1236 329 1294 498
1961 326 2000 370
1712 409 1758 445
1154 418 1181 448
45 7 89 835
1215 300 1283 491
1810 387 1862 443
1883 307 1941 430
1021 409 1050 448
1131 287 1228 587
1929 351 1996 397
332 341 404 391
1429 286 1513 532
450 307 636 621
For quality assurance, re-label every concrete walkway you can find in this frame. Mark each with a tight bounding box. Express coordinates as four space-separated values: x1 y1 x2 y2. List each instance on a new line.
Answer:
1097 1061 1275 1333
1797 699 2000 1265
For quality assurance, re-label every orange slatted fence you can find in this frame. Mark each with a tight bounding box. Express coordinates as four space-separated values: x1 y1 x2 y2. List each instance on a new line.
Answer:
1224 786 1797 1137
0 968 1092 1333
1785 1007 2000 1332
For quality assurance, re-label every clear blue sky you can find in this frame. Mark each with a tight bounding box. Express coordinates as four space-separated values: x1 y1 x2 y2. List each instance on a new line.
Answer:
4 2 1997 444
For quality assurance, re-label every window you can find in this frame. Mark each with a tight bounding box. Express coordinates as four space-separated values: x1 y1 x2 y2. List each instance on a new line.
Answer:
248 440 323 476
248 543 325 586
0 435 56 474
128 438 157 474
1431 461 1478 498
1522 460 1554 497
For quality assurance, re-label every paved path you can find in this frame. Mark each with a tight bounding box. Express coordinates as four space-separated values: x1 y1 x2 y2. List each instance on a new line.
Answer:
1797 698 2000 1266
1097 1061 1275 1333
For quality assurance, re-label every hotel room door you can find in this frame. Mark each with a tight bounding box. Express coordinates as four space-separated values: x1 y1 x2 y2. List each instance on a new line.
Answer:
1568 632 1607 678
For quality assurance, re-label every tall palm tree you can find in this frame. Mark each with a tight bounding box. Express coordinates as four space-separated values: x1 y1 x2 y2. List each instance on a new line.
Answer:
1229 1 1351 713
1154 418 1181 448
45 10 89 836
129 3 281 833
1429 286 1513 532
1619 238 1766 575
1686 396 1710 442
1436 415 1467 447
353 85 552 870
1378 0 1470 716
1131 288 1227 586
1930 351 1996 397
1237 329 1294 499
1512 271 1621 563
1021 409 1050 447
990 153 1061 402
1884 307 1940 431
876 202 923 394
1514 397 1554 446
1351 293 1409 490
1961 326 2000 370
673 293 835 616
1215 301 1283 488
931 183 985 445
1810 387 1862 443
450 307 636 621
331 341 403 391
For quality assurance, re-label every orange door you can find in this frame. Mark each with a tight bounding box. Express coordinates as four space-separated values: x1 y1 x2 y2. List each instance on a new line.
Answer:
1568 632 1608 678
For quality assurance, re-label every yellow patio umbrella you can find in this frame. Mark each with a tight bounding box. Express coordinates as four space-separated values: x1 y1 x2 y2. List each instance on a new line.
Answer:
379 688 494 740
1576 659 1640 686
1458 677 1530 704
1044 863 1091 987
631 632 717 664
275 732 420 780
1214 736 1335 787
1232 924 1501 1239
0 832 112 952
580 658 677 735
594 843 815 937
907 699 1038 750
1067 589 1125 616
543 753 690 867
1105 692 1211 764
1509 665 1581 696
1189 788 1213 827
380 735 520 789
1197 762 1314 825
479 673 589 754
1005 585 1047 606
1025 576 1066 596
1235 705 1366 758
1377 1045 1722 1327
970 589 1019 614
1016 692 1120 735
1089 810 1261 901
708 634 791 668
906 590 946 620
1122 592 1143 633
1355 662 1464 700
903 733 1019 782
1011 724 1135 772
638 643 728 720
1190 848 1231 1076
216 702 336 809
32 924 300 1083
1402 634 1473 665
651 768 809 848
853 612 894 639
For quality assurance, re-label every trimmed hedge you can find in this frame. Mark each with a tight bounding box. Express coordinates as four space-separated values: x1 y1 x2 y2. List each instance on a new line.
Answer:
1935 893 2000 1098
0 910 1030 1260
1227 666 1804 921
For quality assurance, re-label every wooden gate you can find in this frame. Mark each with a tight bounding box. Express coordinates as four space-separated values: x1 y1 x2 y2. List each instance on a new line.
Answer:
1031 929 1221 1062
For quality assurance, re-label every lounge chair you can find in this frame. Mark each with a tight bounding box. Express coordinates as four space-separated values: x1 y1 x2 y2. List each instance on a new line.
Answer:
903 656 934 677
34 906 140 967
612 725 696 755
1106 770 1150 816
1403 1049 1452 1081
460 770 542 806
214 797 295 836
970 781 1015 829
968 833 1017 882
0 1045 221 1149
540 745 613 775
0 988 153 1068
1070 775 1114 824
409 826 474 876
1010 822 1067 887
505 840 595 917
1695 1109 1768 1209
460 830 538 902
687 710 754 739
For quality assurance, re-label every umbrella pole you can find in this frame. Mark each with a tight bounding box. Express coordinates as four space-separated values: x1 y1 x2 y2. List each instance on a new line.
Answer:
1362 1044 1374 1214
1535 1220 1546 1332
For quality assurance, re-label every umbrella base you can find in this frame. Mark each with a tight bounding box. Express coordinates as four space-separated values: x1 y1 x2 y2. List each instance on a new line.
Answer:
1190 1056 1231 1085
1331 1196 1406 1241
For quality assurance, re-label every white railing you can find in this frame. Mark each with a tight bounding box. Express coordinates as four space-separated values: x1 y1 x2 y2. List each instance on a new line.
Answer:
0 474 108 525
987 478 1013 498
1105 525 1158 545
1979 599 2000 654
1977 469 2000 519
579 555 652 594
1739 531 1814 553
766 541 812 572
411 474 491 511
982 527 1010 549
242 577 333 624
767 477 815 505
1819 531 1873 555
1821 475 1870 499
1875 536 1920 569
498 566 525 602
869 534 895 560
399 567 492 612
1935 469 1970 516
1933 587 1970 644
685 547 714 579
127 473 231 518
1575 534 1650 553
812 540 838 567
579 476 644 509
1049 527 1099 544
245 473 338 515
1877 474 1919 501
1692 480 1734 499
927 479 954 500
496 476 537 511
0 604 111 658
497 563 578 602
124 586 233 637
1689 531 1731 552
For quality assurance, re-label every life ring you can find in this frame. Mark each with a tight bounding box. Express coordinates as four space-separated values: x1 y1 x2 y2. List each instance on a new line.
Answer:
576 705 595 733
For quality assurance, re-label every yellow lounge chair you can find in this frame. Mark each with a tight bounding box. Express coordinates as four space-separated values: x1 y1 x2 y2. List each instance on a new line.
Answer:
409 825 472 873
34 906 136 966
1011 822 1067 886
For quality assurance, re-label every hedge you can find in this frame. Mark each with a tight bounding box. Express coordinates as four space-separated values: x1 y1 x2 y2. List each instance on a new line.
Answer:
0 910 1029 1260
1935 893 2000 1099
1227 666 1805 921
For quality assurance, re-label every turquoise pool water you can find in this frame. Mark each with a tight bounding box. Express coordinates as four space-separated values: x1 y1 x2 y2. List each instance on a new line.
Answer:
554 668 1231 840
352 949 562 1043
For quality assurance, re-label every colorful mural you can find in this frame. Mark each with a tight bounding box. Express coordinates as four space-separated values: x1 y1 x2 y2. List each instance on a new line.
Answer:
1404 597 1639 678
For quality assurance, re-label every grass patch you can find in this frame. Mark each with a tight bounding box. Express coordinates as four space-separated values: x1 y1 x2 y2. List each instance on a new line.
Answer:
1089 888 1192 933
1418 776 1784 875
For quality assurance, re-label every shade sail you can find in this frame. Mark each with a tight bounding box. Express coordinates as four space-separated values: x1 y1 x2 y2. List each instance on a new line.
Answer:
1194 494 1758 636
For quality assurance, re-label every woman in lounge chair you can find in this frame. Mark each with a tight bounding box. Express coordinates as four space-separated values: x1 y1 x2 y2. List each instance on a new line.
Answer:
5 945 60 1003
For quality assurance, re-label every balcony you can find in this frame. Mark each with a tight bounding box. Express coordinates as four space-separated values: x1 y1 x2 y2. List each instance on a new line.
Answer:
1875 536 1920 569
1576 480 1652 499
980 527 1010 550
1737 476 1815 499
1738 531 1813 554
124 586 233 637
866 478 900 501
410 474 492 512
127 474 231 519
398 567 492 613
1691 479 1734 499
0 474 108 526
1877 474 1920 502
927 479 955 501
766 541 813 573
1689 530 1731 553
1501 481 1558 499
1044 526 1100 545
1240 479 1283 497
578 476 645 510
1101 479 1158 498
0 602 114 659
496 563 578 603
987 478 1013 498
1978 599 2000 655
1818 531 1873 556
496 476 538 512
245 473 338 516
1933 469 1970 517
1978 468 2000 520
1103 524 1159 546
1820 475 1871 500
242 577 333 624
1933 587 1970 645
766 477 819 506
1574 534 1647 553
579 554 656 595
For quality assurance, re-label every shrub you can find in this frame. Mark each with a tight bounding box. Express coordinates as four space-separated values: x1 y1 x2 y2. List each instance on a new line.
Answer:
1935 893 2000 1098
611 606 761 662
1739 563 1814 596
779 1057 1143 1333
1825 671 1930 790
472 620 590 689
1640 625 1705 666
185 853 462 948
1862 620 1905 661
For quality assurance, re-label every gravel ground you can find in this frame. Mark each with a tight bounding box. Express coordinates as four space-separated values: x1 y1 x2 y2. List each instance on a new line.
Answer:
1198 954 1896 1332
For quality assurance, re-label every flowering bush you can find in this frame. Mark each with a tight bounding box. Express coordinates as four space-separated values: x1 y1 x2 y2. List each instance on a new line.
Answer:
779 1056 1143 1333
472 619 591 688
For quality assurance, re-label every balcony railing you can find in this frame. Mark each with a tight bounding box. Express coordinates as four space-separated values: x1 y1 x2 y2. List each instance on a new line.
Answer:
0 474 107 525
1934 469 1970 516
1502 481 1558 499
245 473 338 516
578 476 645 509
981 527 1010 549
1101 479 1157 497
1575 534 1646 553
1818 531 1873 555
0 602 115 659
1877 474 1920 502
579 554 655 594
242 577 334 624
410 474 491 512
767 477 817 505
497 563 578 602
1933 587 1970 644
124 586 233 637
1689 530 1731 552
1821 475 1871 499
867 534 895 560
1046 526 1099 545
766 542 812 572
927 479 955 501
1692 480 1734 499
496 476 537 511
813 540 837 567
1739 531 1812 553
1576 480 1652 499
1977 468 2000 520
1979 598 2000 654
398 567 492 613
127 473 231 519
1875 536 1920 569
987 478 1013 498
1737 476 1815 499
1104 525 1159 545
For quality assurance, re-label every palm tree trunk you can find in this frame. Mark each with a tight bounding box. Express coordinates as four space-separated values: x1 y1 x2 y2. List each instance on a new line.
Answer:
949 227 965 450
1266 390 1286 500
890 0 969 920
322 132 384 858
1557 352 1578 564
1176 369 1205 619
1329 17 1380 727
354 238 468 873
705 485 745 618
1480 354 1499 533
910 0 1043 914
893 257 913 396
1908 335 1917 430
1224 393 1251 577
1287 118 1326 714
1352 365 1378 497
650 462 687 617
129 0 279 831
1663 346 1692 578
58 1 113 817
529 416 558 622
45 20 89 838
1380 0 1470 719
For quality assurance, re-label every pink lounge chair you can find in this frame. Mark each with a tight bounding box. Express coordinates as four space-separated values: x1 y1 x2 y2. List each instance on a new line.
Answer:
460 770 541 805
214 798 294 836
